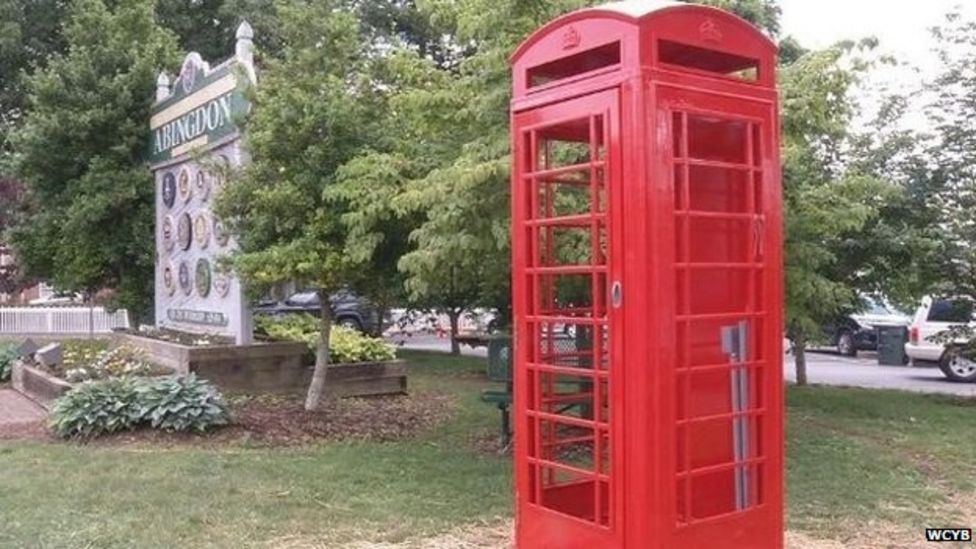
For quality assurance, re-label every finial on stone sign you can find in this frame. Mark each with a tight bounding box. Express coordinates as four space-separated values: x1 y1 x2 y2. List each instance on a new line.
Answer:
235 21 256 81
236 20 253 41
156 71 171 102
236 22 254 60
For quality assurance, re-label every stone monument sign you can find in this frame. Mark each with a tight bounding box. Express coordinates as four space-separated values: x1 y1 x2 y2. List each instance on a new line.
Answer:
148 22 256 344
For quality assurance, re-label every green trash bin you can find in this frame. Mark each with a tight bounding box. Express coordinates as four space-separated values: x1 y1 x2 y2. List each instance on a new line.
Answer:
487 334 513 382
877 325 908 366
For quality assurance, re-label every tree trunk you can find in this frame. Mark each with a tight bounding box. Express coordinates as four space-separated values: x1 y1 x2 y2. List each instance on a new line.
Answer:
375 300 390 337
448 310 461 355
794 328 808 387
304 290 333 411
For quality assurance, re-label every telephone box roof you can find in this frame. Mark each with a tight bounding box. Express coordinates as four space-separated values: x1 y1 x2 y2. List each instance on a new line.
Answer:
510 1 777 63
589 0 683 18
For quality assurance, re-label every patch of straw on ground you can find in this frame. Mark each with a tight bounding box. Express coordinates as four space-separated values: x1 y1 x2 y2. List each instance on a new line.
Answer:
787 521 920 549
343 522 513 549
270 492 976 549
266 521 513 549
269 522 915 549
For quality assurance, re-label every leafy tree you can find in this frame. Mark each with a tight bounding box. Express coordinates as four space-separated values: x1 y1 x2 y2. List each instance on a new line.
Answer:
678 0 781 36
922 12 976 300
340 0 783 353
347 0 587 352
896 11 976 370
0 0 67 160
216 0 395 410
0 178 27 296
778 39 930 384
843 94 946 307
9 0 179 317
155 0 458 71
156 0 283 62
355 0 466 70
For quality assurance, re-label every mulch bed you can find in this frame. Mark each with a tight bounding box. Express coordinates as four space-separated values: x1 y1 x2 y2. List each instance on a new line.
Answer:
80 391 456 448
0 377 456 447
228 392 455 445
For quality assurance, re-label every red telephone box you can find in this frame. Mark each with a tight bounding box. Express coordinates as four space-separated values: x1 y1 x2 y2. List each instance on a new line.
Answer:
509 2 783 548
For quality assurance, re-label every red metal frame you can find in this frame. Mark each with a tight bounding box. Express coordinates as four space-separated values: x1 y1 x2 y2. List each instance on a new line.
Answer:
510 4 782 549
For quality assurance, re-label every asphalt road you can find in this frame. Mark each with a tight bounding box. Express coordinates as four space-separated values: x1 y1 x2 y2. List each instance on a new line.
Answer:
786 350 976 397
390 335 976 397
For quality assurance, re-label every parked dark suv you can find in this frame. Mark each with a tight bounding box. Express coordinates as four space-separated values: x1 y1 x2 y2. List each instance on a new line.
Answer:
821 297 910 356
253 289 382 335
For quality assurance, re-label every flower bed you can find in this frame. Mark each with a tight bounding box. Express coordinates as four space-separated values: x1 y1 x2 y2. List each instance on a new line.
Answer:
58 341 171 382
107 321 407 398
254 315 407 398
13 340 175 408
109 330 309 393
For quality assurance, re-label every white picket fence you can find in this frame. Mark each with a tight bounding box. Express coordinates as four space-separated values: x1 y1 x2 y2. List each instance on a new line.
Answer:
0 307 130 335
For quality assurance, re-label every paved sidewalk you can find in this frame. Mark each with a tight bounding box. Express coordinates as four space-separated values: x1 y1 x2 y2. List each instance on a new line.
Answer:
0 388 46 427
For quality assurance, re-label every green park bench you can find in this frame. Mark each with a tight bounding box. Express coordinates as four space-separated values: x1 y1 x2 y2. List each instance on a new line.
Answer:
478 331 595 449
480 335 513 447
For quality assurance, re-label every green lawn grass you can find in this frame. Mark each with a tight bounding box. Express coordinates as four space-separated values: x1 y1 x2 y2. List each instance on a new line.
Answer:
1 351 974 547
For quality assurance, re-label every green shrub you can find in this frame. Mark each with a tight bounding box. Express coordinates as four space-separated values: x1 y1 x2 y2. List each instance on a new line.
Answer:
255 314 318 348
0 343 18 382
134 375 229 432
255 314 396 363
49 377 142 437
330 325 396 363
50 374 228 438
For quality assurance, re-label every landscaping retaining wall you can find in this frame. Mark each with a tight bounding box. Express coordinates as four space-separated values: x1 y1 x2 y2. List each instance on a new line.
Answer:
11 361 72 409
111 332 309 392
322 361 408 398
109 333 407 396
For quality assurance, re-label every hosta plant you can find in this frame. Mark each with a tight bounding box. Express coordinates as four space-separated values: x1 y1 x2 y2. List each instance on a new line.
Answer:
134 375 229 432
50 374 229 438
49 377 143 438
0 343 19 382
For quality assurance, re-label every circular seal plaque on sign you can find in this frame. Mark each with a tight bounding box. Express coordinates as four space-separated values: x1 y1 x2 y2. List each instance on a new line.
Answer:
162 172 177 209
177 212 192 251
163 263 176 296
195 170 211 202
178 261 192 296
178 167 192 203
213 217 230 247
180 54 201 94
213 272 230 298
194 211 210 249
161 215 175 252
195 258 212 298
